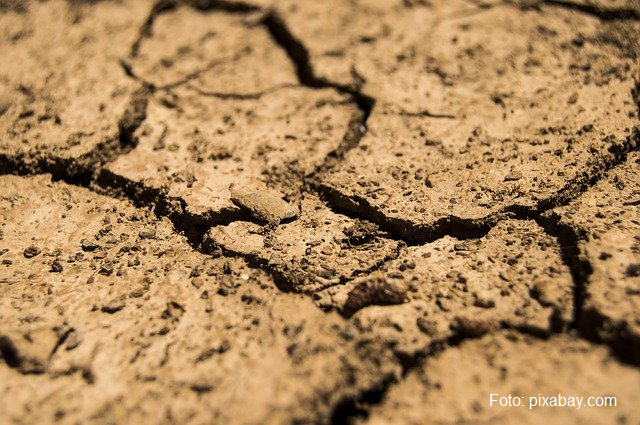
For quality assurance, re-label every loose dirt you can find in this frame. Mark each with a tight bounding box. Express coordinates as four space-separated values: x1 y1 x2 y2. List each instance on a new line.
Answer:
0 0 638 424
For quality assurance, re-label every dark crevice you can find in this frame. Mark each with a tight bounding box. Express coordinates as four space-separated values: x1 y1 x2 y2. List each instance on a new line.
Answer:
348 242 404 281
313 124 639 246
51 365 96 385
161 49 253 90
129 0 177 59
187 0 261 13
535 213 591 331
187 82 299 100
579 308 640 366
532 78 640 366
261 11 375 163
0 336 22 369
0 153 94 187
96 170 243 249
314 182 503 246
536 213 640 366
121 49 251 91
0 76 153 186
541 0 640 21
330 325 555 424
397 108 458 119
318 109 368 171
200 212 405 297
261 11 375 111
123 0 257 89
260 12 326 89
537 128 640 211
200 241 305 293
330 374 396 425
118 85 152 148
329 341 447 424
48 328 73 361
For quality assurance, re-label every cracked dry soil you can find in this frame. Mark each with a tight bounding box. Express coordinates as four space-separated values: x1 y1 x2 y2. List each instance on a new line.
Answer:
0 0 639 424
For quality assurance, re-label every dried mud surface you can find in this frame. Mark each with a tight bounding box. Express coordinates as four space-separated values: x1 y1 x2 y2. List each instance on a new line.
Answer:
0 0 639 424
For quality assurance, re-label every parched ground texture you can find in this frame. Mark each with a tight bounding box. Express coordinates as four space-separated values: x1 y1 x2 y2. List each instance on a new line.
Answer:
0 0 639 424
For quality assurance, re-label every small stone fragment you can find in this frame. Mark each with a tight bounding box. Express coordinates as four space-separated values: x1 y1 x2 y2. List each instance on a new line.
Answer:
64 331 81 351
343 277 408 317
344 220 379 244
416 317 438 337
473 290 496 308
503 171 522 182
80 239 99 252
99 262 114 276
23 245 41 258
50 260 63 273
129 279 150 298
230 186 298 224
138 230 156 240
101 298 125 314
450 316 494 338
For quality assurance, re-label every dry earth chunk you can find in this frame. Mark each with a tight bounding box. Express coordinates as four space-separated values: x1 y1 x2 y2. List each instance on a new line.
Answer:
328 220 573 354
0 175 399 424
205 194 399 294
308 3 638 241
0 0 152 167
230 185 298 224
365 332 640 425
545 152 640 362
105 86 359 219
129 4 297 93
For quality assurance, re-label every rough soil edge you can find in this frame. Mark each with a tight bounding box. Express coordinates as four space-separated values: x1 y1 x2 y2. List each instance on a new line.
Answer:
0 83 152 185
314 126 639 245
541 0 640 21
260 10 375 161
95 169 243 247
1 2 639 423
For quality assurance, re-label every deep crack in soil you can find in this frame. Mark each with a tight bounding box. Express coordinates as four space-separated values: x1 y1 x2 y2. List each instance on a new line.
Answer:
1 0 639 423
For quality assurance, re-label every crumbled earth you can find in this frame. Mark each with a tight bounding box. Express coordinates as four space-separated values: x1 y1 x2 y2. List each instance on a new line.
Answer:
330 219 575 355
0 175 398 424
0 0 639 424
543 152 640 362
0 0 152 175
365 331 640 425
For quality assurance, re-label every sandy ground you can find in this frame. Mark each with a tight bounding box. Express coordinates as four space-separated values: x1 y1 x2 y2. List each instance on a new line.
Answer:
0 0 639 424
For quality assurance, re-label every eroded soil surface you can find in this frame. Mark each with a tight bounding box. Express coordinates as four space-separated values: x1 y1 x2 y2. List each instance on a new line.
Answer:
0 0 639 424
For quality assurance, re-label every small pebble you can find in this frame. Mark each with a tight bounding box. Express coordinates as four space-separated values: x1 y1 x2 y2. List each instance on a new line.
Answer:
503 171 522 182
23 245 41 258
451 316 494 338
81 239 99 252
138 230 156 240
50 260 63 273
99 262 114 276
473 291 496 308
101 298 125 313
230 186 298 224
